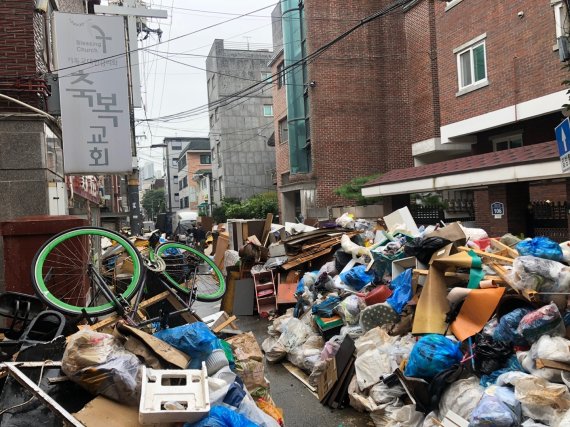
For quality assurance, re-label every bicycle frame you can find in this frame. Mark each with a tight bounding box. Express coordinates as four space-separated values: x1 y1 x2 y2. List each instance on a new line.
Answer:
84 231 204 328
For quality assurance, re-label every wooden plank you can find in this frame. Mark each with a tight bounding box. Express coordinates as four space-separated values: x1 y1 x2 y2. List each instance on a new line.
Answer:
261 213 274 247
444 271 506 284
83 291 171 331
166 294 199 324
282 247 334 270
536 358 570 372
282 362 318 398
488 262 519 292
458 246 513 264
212 315 237 333
490 238 519 259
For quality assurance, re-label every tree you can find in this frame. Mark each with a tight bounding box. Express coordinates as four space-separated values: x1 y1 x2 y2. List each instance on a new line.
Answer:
142 189 165 220
334 174 382 206
212 193 279 223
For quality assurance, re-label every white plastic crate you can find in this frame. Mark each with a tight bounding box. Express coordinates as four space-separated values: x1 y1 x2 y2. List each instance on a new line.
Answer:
139 363 210 425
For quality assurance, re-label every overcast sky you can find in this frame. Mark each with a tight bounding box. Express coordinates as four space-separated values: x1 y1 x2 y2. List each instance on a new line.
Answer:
134 0 275 175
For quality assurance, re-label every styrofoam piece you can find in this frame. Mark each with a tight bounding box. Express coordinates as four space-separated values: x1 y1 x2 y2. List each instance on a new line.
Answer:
383 207 419 236
392 256 427 285
139 363 210 425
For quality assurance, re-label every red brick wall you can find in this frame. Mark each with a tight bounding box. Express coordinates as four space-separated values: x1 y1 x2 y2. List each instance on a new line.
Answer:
529 180 567 202
305 0 420 208
435 0 567 126
271 53 289 188
0 1 41 111
404 0 440 141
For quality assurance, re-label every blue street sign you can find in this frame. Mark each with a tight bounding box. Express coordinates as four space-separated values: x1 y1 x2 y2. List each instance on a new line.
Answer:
555 118 570 172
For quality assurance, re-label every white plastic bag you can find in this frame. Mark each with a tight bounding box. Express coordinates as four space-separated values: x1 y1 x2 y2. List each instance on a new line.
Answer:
277 317 312 352
336 213 355 229
438 376 483 421
261 336 287 363
286 335 324 372
514 376 570 424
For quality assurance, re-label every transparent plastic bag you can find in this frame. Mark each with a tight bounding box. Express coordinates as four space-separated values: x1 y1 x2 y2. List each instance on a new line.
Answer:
277 318 312 352
336 294 365 325
62 330 143 406
516 302 565 343
516 237 564 261
286 335 324 372
261 336 287 363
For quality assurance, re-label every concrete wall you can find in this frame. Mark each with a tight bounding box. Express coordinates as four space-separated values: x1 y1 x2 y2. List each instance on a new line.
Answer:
206 39 276 204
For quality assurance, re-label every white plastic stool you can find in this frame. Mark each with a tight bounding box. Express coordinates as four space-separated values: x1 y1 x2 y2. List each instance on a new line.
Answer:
139 363 210 425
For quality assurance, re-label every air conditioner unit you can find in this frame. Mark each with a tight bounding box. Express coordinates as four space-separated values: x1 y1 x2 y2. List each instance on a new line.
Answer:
558 36 570 62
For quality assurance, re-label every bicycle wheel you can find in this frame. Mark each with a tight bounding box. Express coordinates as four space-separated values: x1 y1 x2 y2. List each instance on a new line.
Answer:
156 242 226 302
32 227 144 316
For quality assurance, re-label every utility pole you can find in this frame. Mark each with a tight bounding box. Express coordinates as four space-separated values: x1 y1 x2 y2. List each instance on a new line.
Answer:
94 1 167 236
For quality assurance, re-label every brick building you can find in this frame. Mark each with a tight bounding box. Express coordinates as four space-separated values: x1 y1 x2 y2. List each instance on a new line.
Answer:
363 0 570 240
271 0 435 222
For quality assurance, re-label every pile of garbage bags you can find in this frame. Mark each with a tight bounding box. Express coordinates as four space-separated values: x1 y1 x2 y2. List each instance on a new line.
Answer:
62 322 283 427
259 210 570 426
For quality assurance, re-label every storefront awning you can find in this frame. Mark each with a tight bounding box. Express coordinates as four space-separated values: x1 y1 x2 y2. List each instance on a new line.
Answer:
362 141 562 197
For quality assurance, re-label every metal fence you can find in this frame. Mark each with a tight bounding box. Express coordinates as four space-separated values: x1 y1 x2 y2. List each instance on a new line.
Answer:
529 201 568 242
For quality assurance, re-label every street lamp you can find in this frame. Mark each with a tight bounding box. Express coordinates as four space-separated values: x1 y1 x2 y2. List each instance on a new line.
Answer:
150 143 173 216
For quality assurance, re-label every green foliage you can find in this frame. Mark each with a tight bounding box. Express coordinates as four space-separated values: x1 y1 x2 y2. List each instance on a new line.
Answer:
334 174 382 206
142 189 165 219
212 193 279 223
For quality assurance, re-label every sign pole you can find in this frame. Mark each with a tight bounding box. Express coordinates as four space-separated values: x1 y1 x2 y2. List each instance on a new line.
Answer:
93 1 168 235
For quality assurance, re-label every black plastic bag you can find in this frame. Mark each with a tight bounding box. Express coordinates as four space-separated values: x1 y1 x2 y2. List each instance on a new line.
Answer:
404 237 451 265
474 333 513 375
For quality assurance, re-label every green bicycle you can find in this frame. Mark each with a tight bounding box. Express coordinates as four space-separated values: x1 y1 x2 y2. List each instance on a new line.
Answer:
30 227 226 325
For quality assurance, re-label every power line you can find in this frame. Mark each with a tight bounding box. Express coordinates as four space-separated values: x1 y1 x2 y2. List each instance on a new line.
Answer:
138 0 409 124
46 2 278 75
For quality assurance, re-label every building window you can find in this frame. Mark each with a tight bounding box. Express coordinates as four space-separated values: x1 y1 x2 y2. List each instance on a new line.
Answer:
279 118 288 144
263 105 274 117
455 35 487 91
211 148 216 161
277 62 285 88
491 132 523 152
171 143 182 150
180 200 183 209
200 154 211 164
174 192 179 202
218 177 223 197
554 2 570 40
179 181 182 191
171 159 178 167
173 175 178 184
217 144 221 166
261 72 272 82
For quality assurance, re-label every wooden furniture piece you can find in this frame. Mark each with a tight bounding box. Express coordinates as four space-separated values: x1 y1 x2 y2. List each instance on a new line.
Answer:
252 270 277 316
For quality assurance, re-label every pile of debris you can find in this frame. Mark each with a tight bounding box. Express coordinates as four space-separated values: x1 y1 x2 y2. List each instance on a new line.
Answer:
241 207 570 426
0 313 282 426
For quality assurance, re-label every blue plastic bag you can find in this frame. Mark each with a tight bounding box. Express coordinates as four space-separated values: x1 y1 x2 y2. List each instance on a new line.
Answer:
312 296 341 317
185 405 258 427
386 268 413 314
154 322 221 369
516 237 563 261
480 355 524 387
493 308 531 346
404 334 463 380
340 265 374 291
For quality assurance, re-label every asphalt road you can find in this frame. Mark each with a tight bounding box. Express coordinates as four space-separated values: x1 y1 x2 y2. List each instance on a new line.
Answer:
236 315 373 427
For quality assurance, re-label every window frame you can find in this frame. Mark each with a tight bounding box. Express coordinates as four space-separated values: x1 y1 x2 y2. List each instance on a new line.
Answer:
454 34 488 96
490 131 523 152
277 62 285 88
278 118 289 145
554 1 570 48
261 71 272 82
200 154 211 165
263 104 274 117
